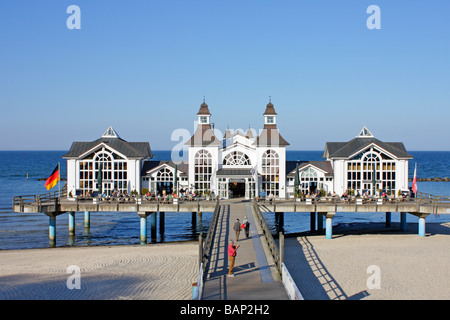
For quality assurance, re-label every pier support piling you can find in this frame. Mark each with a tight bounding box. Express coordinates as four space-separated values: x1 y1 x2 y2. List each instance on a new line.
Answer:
49 215 56 246
325 213 334 239
310 212 316 232
400 212 407 232
418 217 426 237
69 211 75 236
318 213 324 233
192 212 197 229
151 212 157 242
84 211 90 229
417 214 429 237
386 212 391 228
138 212 151 244
159 212 165 237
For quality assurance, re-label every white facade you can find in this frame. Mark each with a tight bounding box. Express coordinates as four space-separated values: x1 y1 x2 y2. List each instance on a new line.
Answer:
183 100 290 199
63 127 152 197
323 127 412 197
63 110 412 201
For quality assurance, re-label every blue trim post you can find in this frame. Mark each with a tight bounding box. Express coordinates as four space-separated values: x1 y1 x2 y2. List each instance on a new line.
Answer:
49 215 56 247
84 211 90 229
69 211 75 236
138 212 149 244
325 213 334 239
401 212 407 231
418 216 426 237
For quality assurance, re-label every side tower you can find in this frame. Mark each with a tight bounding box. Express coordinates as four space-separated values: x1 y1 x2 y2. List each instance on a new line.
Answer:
185 100 221 196
254 99 290 199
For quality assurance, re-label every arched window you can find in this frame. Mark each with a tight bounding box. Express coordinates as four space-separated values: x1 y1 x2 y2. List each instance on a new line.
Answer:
347 148 396 196
301 168 318 180
195 149 212 195
223 151 251 166
156 168 173 182
300 168 318 194
155 167 174 195
261 150 279 197
79 148 127 196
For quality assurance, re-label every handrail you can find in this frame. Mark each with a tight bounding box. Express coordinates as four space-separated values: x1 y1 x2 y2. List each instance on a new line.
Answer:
12 185 67 206
252 200 282 275
196 199 221 300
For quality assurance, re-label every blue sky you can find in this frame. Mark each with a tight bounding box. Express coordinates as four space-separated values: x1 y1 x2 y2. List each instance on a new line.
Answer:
1 1 449 151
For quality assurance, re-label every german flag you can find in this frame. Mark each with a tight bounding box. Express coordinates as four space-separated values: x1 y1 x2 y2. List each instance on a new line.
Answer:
45 164 60 190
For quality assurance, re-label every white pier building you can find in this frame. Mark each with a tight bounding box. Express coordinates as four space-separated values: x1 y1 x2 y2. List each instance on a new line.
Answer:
63 100 412 200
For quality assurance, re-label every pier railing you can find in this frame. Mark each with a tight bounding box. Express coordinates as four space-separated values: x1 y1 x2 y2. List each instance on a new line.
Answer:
12 186 67 211
252 200 282 276
196 199 220 300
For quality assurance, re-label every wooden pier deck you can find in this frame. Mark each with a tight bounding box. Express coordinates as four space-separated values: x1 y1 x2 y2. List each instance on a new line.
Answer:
201 200 289 300
12 197 217 215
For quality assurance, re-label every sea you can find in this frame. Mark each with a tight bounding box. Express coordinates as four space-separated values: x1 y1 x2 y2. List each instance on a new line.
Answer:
0 150 449 250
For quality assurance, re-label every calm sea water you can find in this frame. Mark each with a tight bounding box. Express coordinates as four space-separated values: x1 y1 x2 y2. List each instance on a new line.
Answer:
0 150 449 250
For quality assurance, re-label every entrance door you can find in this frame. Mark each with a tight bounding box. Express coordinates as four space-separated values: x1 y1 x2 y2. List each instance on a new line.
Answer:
157 182 173 196
229 182 245 198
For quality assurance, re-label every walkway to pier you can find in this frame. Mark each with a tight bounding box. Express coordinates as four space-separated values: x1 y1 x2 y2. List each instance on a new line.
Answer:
202 200 288 300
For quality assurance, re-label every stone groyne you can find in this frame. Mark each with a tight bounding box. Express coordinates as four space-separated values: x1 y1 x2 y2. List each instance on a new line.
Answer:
408 177 450 182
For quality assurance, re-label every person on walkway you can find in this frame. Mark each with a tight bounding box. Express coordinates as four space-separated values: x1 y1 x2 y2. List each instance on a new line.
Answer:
242 216 250 238
233 218 241 241
228 240 240 277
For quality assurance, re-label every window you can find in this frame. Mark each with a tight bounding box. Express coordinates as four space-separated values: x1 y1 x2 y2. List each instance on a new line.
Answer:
261 149 279 197
155 167 174 195
346 148 396 195
300 168 318 194
266 116 274 124
200 116 208 124
79 148 127 196
194 149 212 195
223 151 251 166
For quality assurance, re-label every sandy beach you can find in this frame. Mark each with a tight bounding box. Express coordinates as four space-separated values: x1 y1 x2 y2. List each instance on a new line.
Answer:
0 242 199 300
1 222 449 301
284 222 450 300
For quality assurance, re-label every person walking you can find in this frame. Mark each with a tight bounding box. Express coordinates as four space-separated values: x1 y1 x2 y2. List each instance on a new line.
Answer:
228 240 240 277
242 216 250 238
233 218 241 241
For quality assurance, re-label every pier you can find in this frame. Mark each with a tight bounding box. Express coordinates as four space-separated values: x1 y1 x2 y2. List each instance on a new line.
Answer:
256 192 450 239
10 190 450 300
199 200 289 300
12 190 216 246
12 190 450 246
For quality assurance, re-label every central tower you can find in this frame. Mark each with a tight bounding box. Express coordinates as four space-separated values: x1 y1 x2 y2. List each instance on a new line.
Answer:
186 100 221 196
255 99 289 198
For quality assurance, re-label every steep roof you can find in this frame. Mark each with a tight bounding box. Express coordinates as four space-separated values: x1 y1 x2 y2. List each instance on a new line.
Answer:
185 125 222 147
197 101 211 115
255 99 289 147
286 160 333 176
185 100 221 147
263 101 277 116
323 135 412 160
63 137 153 159
254 128 290 147
141 160 189 176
